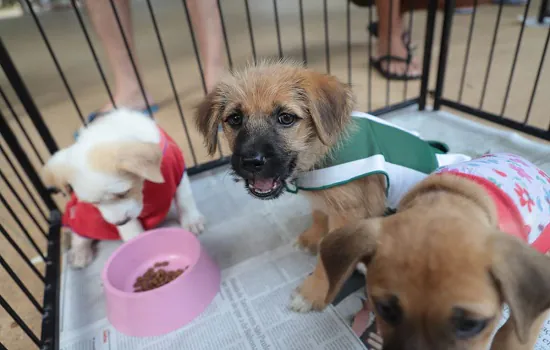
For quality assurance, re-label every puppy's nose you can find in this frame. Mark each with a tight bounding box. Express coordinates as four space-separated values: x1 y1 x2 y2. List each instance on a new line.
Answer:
240 153 266 173
115 217 131 226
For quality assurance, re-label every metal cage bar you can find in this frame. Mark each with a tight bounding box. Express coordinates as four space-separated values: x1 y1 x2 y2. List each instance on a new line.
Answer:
218 0 234 69
432 0 549 140
404 0 415 99
478 0 504 110
323 0 330 74
0 87 45 165
0 40 59 156
273 0 283 59
0 191 45 261
367 3 374 111
386 0 394 106
539 0 549 24
524 27 550 125
182 0 224 159
419 0 438 110
70 0 116 109
0 108 58 212
0 255 44 314
40 210 62 350
146 0 198 165
298 0 308 64
434 0 455 110
0 143 49 223
108 0 152 117
0 296 41 347
0 169 48 238
3 2 550 349
244 0 257 64
457 0 478 103
22 0 85 123
0 223 45 282
500 0 532 117
347 0 352 86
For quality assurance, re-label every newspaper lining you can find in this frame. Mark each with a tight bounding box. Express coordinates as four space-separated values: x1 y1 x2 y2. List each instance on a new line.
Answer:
59 241 550 350
60 243 365 350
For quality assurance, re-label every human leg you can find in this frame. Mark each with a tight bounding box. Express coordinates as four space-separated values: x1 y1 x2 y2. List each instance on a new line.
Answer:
86 0 154 112
186 0 225 92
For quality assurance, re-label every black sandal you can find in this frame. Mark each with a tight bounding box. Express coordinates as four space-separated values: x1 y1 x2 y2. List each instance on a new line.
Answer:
367 22 416 50
361 319 384 350
370 55 421 81
351 298 384 350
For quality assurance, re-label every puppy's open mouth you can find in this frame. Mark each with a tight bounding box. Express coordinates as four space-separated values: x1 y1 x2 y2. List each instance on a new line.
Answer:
246 178 284 199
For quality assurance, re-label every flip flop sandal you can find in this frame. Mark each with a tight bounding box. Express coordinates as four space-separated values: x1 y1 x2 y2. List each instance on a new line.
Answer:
74 104 159 140
351 298 384 349
349 0 374 7
455 7 475 14
493 0 527 5
367 22 416 51
370 55 421 81
361 320 384 350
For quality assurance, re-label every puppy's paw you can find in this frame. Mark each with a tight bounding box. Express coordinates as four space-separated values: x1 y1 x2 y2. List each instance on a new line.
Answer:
68 246 94 269
293 238 317 255
289 291 314 313
289 276 328 313
294 230 321 255
180 209 205 235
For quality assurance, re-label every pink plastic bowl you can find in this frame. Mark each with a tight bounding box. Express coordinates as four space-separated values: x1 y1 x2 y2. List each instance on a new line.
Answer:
101 227 220 337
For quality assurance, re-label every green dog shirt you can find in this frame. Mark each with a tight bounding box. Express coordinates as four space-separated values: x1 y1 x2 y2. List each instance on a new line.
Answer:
287 111 470 209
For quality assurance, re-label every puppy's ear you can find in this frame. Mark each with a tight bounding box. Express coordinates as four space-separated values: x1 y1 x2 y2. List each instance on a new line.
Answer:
304 72 354 146
489 233 550 343
319 218 381 304
116 142 164 183
89 142 164 183
196 86 225 155
42 148 74 195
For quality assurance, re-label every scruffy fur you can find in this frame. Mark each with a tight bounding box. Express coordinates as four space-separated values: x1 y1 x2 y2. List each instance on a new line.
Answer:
43 109 205 268
195 60 387 254
290 172 550 349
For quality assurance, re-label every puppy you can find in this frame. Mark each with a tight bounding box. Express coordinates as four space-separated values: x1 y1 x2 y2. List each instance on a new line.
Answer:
291 153 550 349
195 61 469 273
43 109 205 268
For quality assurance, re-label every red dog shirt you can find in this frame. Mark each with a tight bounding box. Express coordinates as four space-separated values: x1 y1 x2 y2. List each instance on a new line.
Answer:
434 153 550 254
62 128 185 240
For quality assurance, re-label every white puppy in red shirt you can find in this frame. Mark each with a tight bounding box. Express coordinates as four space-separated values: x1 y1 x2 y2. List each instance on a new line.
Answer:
43 109 204 268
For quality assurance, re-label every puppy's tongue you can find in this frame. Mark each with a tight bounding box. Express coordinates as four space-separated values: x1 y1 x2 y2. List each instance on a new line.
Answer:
252 178 274 191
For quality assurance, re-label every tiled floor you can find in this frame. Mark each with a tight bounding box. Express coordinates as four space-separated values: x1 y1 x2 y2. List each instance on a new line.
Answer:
1 1 549 348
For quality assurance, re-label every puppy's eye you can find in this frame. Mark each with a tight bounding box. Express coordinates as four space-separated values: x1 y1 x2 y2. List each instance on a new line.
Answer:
451 309 490 339
374 296 402 326
115 190 131 199
226 114 243 127
277 113 296 126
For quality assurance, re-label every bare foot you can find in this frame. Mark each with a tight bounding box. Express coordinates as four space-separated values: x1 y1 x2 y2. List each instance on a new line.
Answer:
375 35 421 79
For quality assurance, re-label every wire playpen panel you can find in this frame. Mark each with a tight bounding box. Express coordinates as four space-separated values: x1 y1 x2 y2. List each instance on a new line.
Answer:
1 0 548 348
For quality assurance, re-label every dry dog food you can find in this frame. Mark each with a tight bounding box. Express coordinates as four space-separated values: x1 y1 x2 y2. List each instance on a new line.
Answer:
133 261 188 292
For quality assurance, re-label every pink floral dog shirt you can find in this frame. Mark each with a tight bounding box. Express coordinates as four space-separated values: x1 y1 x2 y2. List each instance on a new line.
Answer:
434 153 550 254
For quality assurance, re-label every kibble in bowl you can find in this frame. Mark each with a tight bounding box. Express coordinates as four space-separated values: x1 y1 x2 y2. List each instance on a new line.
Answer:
133 261 188 292
102 227 220 337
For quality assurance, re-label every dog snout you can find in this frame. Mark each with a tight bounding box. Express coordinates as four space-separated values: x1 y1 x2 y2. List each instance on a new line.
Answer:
114 217 131 226
240 153 267 173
